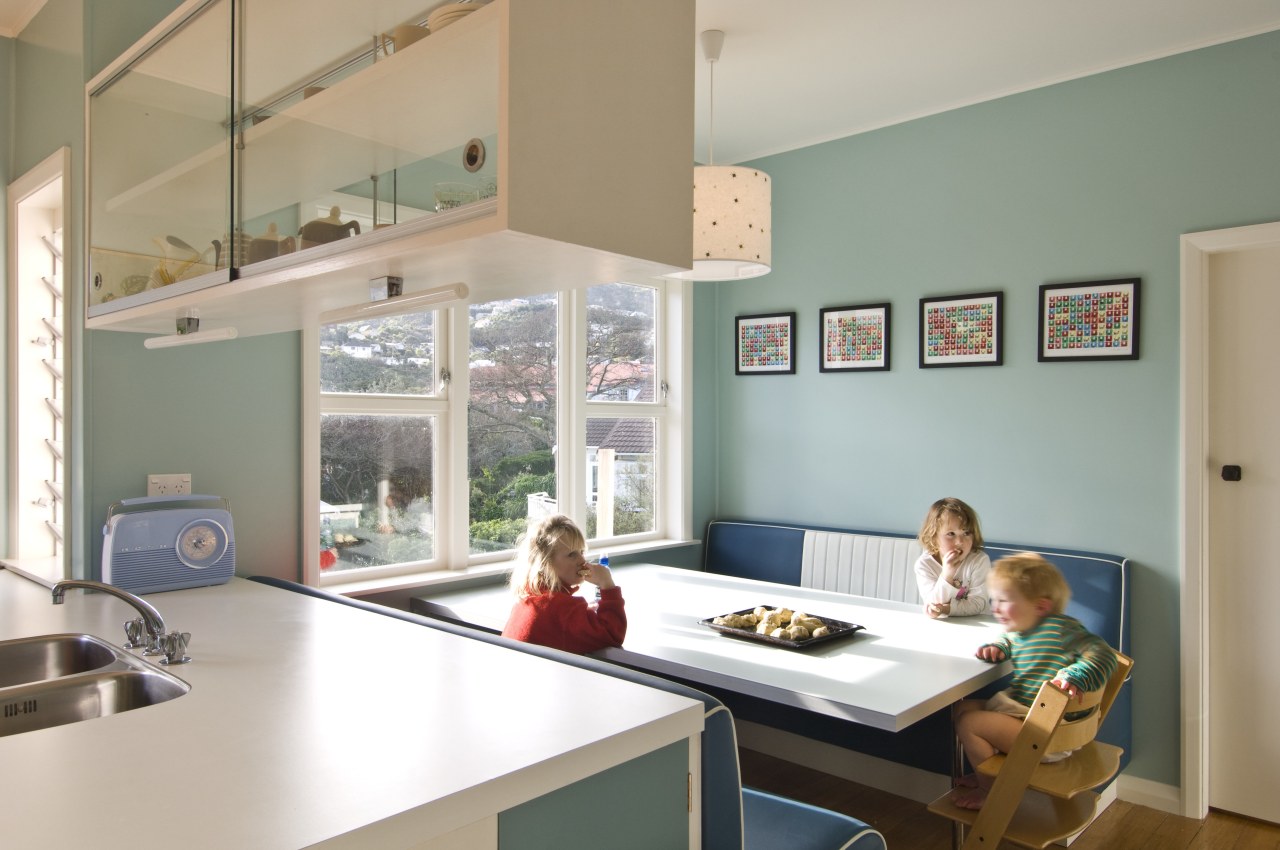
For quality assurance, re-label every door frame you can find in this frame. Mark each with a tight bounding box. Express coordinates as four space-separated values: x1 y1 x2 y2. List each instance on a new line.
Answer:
1179 220 1280 818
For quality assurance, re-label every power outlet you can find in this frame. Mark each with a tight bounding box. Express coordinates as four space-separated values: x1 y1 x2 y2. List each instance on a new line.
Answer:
148 473 192 497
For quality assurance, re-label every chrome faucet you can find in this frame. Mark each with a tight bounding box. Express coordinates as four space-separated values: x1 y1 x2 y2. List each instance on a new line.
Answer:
52 580 167 657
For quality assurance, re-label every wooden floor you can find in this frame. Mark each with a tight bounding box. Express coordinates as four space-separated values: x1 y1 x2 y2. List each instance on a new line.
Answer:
739 749 1280 849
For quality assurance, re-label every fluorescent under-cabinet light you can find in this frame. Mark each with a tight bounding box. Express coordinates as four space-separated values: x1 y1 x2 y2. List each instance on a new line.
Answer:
143 326 239 349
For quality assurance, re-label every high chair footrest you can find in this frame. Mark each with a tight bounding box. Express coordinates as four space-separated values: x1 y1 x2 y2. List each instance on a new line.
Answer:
927 789 1100 849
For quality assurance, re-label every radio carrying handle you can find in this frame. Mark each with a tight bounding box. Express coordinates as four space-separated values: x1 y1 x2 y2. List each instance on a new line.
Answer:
105 495 230 527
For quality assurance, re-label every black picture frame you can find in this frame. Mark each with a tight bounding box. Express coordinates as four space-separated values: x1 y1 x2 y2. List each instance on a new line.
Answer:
918 291 1003 368
1038 278 1140 362
819 302 891 372
735 311 797 375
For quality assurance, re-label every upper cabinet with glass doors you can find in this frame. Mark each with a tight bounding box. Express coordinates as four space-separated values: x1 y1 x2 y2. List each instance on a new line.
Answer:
87 0 694 338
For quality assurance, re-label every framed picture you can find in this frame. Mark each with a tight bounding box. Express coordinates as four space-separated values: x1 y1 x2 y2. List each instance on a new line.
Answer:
735 311 796 375
1038 278 1140 362
919 291 1003 368
819 302 890 372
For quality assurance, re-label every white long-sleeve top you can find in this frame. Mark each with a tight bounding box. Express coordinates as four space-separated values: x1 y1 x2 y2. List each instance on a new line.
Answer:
914 549 991 617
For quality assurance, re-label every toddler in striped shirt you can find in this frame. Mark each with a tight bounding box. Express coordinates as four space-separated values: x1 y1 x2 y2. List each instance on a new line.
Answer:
950 552 1118 810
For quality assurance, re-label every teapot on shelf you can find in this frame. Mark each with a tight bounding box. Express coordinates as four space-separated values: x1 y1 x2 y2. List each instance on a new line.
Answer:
299 206 361 249
380 23 429 55
248 222 297 264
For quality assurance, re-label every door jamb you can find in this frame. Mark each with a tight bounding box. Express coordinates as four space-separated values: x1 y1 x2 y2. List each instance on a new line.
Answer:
1179 221 1280 819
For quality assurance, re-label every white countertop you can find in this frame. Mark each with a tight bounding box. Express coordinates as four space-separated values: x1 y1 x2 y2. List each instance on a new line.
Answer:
421 564 1011 731
0 570 702 849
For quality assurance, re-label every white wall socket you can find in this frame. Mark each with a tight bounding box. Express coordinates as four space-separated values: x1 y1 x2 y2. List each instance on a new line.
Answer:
148 474 192 497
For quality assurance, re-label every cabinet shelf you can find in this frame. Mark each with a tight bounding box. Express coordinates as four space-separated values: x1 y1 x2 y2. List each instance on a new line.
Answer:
105 8 498 225
87 0 695 336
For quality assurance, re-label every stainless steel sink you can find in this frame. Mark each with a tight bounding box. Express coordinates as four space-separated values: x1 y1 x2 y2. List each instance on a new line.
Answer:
0 633 118 688
0 634 190 738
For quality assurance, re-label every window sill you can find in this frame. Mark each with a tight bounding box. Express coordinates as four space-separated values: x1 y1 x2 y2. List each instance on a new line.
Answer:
327 537 699 599
0 557 64 589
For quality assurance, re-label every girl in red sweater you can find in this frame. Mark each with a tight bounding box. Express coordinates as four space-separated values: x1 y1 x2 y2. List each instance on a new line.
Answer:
500 514 626 653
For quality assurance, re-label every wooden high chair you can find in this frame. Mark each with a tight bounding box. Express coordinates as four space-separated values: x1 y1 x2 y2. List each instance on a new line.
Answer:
927 653 1134 849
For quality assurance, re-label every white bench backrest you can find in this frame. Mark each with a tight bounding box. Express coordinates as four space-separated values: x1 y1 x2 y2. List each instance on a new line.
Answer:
800 531 924 604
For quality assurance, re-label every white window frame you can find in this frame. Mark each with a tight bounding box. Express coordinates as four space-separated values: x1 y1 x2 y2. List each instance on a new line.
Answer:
5 148 72 584
303 278 692 592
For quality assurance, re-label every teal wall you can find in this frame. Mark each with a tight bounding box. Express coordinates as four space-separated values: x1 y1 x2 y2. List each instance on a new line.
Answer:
498 740 690 849
700 31 1280 788
85 330 302 578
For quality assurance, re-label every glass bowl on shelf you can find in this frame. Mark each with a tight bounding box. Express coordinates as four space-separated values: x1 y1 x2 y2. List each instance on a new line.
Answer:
434 181 480 213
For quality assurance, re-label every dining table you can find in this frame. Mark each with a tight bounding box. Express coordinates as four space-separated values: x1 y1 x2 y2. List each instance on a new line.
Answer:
413 563 1011 732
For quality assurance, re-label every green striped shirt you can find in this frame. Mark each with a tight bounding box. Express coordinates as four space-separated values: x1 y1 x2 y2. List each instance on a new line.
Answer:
983 614 1117 708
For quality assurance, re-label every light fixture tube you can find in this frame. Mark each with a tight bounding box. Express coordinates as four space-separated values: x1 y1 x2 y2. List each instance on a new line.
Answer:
321 282 469 323
143 326 239 349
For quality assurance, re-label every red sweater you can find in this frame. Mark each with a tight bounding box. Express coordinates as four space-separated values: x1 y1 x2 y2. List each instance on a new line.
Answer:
501 586 627 654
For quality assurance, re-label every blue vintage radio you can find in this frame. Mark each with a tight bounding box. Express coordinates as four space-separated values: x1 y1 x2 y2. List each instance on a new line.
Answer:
102 495 235 594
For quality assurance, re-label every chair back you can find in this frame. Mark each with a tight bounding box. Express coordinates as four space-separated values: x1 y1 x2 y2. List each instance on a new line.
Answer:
1047 652 1133 753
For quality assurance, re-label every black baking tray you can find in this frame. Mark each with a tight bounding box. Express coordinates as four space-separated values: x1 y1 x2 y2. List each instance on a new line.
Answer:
698 606 865 650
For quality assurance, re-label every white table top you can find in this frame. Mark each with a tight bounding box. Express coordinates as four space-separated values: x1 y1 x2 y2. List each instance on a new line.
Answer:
0 570 703 849
422 564 1012 732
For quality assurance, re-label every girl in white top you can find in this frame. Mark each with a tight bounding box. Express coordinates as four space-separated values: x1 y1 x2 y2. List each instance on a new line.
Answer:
914 497 991 618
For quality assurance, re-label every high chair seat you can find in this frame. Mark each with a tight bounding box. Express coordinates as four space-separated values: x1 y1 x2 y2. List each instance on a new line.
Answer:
927 653 1134 850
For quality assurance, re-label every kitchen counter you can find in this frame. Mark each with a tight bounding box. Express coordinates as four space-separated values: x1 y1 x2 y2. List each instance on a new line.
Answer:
0 570 703 849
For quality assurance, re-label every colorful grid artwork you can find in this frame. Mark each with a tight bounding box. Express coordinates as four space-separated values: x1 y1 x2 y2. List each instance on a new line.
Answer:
1039 279 1140 361
820 303 890 371
735 312 796 374
919 292 1002 368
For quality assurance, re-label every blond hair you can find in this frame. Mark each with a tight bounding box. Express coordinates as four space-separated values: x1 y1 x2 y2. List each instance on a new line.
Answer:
916 497 985 558
990 552 1071 616
508 514 587 600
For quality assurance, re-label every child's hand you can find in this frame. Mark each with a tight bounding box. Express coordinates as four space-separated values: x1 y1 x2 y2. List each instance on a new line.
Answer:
941 547 965 580
925 601 951 618
577 560 616 590
975 644 1006 663
1051 676 1082 699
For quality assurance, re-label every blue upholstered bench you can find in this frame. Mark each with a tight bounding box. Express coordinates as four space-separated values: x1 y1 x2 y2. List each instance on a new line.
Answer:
248 575 887 850
701 520 1132 779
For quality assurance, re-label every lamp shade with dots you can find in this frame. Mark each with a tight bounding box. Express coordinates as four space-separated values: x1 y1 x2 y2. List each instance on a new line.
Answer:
668 164 771 281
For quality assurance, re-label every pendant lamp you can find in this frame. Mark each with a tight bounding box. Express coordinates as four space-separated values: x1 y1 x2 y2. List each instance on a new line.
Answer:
668 29 772 281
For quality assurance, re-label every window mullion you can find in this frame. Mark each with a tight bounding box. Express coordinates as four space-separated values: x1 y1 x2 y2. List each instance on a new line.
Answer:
662 279 693 542
445 301 470 568
319 393 445 416
559 291 587 527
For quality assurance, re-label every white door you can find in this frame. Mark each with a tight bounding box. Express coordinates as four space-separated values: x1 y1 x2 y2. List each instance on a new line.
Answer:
1206 244 1280 823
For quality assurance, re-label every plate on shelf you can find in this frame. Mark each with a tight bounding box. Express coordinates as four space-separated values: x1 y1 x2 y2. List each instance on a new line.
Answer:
428 4 478 30
698 605 865 651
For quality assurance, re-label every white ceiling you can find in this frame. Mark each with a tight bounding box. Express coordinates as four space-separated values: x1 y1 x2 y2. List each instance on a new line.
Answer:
0 0 42 38
4 1 1279 163
692 0 1280 163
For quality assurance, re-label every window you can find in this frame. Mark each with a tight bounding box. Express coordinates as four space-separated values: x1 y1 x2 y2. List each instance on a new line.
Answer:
315 312 442 580
6 149 71 583
468 292 558 554
306 279 690 587
584 283 659 539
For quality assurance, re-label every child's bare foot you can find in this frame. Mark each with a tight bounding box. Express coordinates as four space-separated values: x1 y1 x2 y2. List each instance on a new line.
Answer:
951 786 988 810
954 774 978 788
